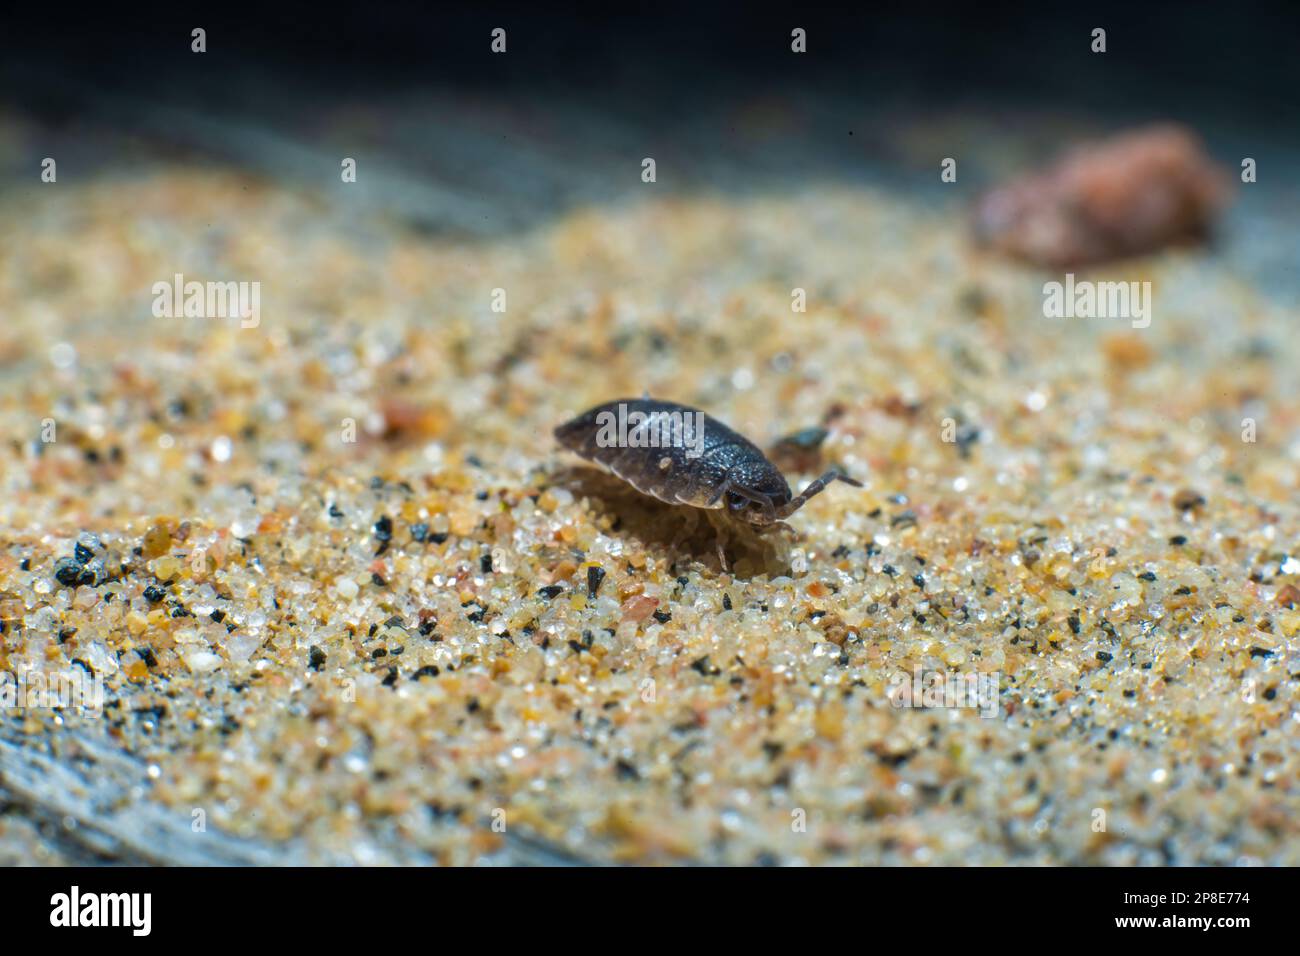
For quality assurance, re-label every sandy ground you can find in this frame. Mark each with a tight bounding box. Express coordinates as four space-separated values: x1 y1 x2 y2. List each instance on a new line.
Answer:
1 102 1299 864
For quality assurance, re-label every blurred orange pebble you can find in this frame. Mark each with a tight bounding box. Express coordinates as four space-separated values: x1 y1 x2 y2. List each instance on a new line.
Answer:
973 124 1231 268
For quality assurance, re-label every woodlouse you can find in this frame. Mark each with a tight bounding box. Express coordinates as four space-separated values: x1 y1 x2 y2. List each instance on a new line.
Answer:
555 398 861 567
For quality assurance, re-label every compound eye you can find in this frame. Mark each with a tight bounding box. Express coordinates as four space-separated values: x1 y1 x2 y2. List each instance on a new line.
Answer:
726 492 747 512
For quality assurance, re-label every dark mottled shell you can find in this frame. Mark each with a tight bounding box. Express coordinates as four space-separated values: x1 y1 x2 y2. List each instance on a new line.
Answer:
554 398 791 510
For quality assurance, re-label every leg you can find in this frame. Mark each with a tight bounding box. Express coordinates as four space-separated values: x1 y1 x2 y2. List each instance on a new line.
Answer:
706 476 733 507
733 486 778 523
703 507 732 572
717 479 779 523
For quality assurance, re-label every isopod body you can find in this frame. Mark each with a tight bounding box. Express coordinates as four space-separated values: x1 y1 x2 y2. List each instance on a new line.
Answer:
554 398 860 528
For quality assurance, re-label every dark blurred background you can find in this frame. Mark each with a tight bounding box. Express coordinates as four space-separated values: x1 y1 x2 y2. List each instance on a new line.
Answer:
3 2 1296 119
1 1 1296 289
